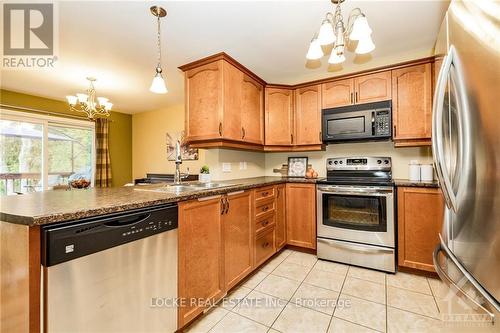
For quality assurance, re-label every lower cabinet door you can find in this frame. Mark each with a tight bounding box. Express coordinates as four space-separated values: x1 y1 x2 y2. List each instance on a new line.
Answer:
397 187 444 272
286 183 317 249
223 191 254 290
275 184 287 250
178 197 225 328
255 227 275 267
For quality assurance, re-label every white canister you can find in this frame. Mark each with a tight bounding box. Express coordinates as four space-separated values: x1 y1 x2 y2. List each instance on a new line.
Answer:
199 173 212 183
408 160 421 182
421 164 434 182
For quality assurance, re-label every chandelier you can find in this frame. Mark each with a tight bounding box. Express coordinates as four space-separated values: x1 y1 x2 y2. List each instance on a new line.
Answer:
306 0 375 65
66 77 112 120
149 6 168 94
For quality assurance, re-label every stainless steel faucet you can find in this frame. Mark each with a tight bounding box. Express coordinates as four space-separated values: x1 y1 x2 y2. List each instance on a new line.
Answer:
173 140 189 184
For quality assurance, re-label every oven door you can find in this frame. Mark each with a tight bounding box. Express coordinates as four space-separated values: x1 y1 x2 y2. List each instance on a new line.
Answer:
323 110 373 141
317 185 394 247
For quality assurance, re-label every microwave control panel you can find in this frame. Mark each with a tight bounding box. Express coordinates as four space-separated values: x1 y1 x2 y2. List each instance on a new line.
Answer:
374 110 391 136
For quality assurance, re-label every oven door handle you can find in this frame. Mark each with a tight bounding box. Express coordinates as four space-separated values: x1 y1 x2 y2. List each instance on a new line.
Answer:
318 190 391 197
318 238 393 254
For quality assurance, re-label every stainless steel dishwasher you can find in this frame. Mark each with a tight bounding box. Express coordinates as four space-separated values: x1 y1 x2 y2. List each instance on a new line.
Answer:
41 204 178 333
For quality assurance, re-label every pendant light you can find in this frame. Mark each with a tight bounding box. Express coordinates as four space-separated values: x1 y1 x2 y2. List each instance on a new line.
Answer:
150 6 167 94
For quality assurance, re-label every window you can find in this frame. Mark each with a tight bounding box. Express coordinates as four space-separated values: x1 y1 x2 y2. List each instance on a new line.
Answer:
0 110 95 195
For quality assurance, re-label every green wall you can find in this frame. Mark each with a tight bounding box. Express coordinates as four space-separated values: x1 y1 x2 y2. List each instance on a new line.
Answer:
0 89 132 186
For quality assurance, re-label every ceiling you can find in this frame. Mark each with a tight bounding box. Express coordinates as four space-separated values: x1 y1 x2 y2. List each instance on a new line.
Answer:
1 1 449 114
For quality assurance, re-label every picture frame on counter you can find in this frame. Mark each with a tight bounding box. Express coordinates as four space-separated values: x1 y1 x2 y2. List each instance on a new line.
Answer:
287 156 308 178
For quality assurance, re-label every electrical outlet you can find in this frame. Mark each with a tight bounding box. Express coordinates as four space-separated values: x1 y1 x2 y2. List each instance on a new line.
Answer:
239 162 247 170
222 163 231 172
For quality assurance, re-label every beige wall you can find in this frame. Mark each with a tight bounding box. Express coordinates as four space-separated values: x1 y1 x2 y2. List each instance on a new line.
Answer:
265 142 433 179
132 105 265 181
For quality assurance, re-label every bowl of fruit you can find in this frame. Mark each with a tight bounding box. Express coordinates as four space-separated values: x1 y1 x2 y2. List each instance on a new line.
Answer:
69 178 91 189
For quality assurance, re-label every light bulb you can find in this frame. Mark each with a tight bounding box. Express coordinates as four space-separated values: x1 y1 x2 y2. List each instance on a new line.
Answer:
350 15 372 41
150 68 167 94
76 93 88 103
328 51 346 64
355 35 375 54
66 95 77 105
104 102 113 110
306 37 324 60
318 20 335 45
97 97 108 106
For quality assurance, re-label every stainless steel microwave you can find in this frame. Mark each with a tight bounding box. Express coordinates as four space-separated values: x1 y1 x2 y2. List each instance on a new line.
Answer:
322 100 392 143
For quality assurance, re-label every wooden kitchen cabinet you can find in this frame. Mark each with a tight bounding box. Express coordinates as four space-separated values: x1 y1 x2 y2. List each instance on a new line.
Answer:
265 87 294 146
295 85 322 145
321 78 354 108
180 53 265 150
321 71 391 109
286 183 316 249
392 63 433 146
223 191 254 290
397 187 444 272
178 197 225 327
275 184 287 250
354 71 392 104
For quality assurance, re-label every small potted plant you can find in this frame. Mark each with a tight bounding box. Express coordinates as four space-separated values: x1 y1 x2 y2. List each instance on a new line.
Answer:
199 165 211 183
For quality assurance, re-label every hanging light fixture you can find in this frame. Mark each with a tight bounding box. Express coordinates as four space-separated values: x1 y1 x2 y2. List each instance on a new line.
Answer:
306 0 374 67
66 77 112 120
150 6 167 94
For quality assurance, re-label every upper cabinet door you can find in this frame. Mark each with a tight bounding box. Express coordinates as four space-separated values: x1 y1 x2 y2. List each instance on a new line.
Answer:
241 74 264 144
354 71 392 104
295 85 322 145
321 78 354 109
185 61 223 141
265 88 294 145
392 63 433 141
222 62 243 141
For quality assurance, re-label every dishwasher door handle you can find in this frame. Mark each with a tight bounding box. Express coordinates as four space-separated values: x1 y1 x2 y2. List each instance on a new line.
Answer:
103 213 151 228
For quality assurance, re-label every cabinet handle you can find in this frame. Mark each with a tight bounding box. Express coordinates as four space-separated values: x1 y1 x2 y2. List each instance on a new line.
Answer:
242 127 246 139
355 92 358 103
225 198 230 214
220 198 225 215
319 131 322 142
277 189 280 198
350 92 353 104
262 191 269 196
219 122 222 136
262 206 269 212
291 133 294 144
393 125 396 137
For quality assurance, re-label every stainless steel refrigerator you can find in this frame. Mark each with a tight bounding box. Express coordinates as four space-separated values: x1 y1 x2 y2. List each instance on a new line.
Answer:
432 0 500 319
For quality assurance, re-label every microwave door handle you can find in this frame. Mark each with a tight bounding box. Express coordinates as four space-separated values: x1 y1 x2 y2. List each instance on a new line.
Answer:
371 111 376 135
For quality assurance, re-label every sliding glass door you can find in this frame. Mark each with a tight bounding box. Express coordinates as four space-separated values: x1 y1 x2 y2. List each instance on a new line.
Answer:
0 110 95 195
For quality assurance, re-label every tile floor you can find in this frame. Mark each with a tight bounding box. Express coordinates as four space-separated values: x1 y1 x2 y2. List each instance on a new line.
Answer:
185 249 498 333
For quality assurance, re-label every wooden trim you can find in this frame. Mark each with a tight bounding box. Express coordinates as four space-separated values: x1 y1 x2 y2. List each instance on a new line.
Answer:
188 139 265 151
264 144 325 152
180 51 435 91
179 52 266 86
394 139 432 147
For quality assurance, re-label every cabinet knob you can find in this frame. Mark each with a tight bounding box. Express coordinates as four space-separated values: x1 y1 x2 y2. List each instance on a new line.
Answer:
263 206 269 212
263 242 270 248
262 220 269 226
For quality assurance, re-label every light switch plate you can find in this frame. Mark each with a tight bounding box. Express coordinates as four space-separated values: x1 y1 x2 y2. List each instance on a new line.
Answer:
222 163 231 172
239 162 247 170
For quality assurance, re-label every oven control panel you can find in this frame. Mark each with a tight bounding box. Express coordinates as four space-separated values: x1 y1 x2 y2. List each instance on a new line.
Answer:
327 156 391 170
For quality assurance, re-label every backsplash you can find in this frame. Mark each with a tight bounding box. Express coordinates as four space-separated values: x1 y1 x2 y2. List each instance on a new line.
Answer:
264 141 433 179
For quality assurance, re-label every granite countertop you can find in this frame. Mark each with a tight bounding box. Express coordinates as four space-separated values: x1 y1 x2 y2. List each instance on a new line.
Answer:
394 179 440 188
0 176 323 226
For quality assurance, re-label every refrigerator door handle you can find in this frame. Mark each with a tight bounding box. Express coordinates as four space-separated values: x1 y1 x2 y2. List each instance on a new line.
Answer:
433 235 499 318
432 46 458 212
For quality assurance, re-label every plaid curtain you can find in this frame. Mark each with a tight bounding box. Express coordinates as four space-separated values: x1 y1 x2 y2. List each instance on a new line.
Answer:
95 118 112 187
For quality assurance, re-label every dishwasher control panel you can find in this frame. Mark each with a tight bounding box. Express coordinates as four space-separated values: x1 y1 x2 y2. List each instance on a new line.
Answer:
42 204 178 267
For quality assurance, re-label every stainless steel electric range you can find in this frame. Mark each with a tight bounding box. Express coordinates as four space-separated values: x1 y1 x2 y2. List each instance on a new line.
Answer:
316 156 395 273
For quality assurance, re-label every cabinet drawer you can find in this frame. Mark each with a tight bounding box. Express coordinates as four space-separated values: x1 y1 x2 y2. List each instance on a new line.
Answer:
255 213 276 234
255 199 275 218
255 186 275 203
255 227 275 266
